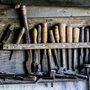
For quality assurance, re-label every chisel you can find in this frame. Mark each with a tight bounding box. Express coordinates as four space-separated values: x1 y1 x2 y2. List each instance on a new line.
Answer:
67 26 73 71
21 5 36 80
33 28 38 73
49 30 59 70
59 23 67 70
2 24 14 44
37 25 42 73
79 27 85 73
54 25 61 72
73 27 80 72
41 23 49 76
85 28 89 63
9 27 25 60
47 48 56 78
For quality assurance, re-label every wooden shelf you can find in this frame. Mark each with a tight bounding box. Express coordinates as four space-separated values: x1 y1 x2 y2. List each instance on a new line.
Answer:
3 42 90 50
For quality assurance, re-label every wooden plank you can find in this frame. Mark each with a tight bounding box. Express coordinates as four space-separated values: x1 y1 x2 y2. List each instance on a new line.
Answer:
3 42 90 50
0 81 87 90
1 6 90 18
1 0 90 7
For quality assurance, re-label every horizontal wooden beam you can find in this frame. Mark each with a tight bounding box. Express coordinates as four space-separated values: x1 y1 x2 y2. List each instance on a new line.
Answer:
3 42 90 50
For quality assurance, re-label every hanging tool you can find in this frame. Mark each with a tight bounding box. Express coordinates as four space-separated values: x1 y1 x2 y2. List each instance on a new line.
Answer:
41 23 49 76
54 25 61 72
2 24 14 44
67 26 73 71
37 25 42 73
73 27 80 72
33 28 39 73
49 30 59 70
47 48 56 78
79 27 85 73
85 28 89 63
21 5 36 80
59 23 67 70
9 27 25 60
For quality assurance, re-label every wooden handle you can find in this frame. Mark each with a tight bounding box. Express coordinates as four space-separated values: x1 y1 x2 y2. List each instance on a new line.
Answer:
54 25 59 43
16 27 25 44
73 28 80 43
42 23 48 43
21 5 27 16
2 25 14 44
81 27 85 42
33 28 37 44
9 25 14 31
48 49 52 56
21 5 29 30
49 30 55 43
67 26 73 43
86 28 89 42
38 25 42 43
59 23 66 42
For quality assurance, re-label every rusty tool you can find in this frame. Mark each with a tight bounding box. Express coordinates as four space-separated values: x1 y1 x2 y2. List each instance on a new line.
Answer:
37 25 42 73
54 25 61 72
2 24 14 44
85 28 89 63
59 23 67 70
41 23 49 76
21 5 36 80
9 27 25 60
73 27 80 72
67 26 73 71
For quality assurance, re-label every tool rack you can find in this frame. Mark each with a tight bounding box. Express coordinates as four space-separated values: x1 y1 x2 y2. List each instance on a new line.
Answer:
0 5 89 90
